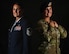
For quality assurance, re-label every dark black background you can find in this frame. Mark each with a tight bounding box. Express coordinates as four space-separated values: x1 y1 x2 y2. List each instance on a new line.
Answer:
0 0 69 54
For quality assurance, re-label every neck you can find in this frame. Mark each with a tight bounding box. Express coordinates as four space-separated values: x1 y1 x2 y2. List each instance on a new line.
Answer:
44 17 50 23
16 17 21 21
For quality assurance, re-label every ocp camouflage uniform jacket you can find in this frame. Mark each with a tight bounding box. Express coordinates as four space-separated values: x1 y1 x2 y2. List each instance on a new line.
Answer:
37 19 67 54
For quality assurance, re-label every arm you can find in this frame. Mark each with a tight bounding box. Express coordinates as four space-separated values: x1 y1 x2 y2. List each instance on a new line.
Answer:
21 21 28 54
58 25 67 39
50 20 67 38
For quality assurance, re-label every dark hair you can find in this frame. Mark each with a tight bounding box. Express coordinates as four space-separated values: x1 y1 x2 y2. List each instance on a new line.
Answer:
40 0 52 13
12 2 24 10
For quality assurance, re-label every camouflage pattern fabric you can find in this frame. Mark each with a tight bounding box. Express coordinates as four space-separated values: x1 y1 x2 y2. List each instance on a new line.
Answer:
37 19 67 54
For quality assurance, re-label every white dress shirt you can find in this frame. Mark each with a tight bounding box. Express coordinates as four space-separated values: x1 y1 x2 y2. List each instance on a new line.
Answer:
10 17 22 32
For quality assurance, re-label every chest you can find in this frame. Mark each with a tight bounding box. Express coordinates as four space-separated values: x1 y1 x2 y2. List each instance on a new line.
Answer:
41 23 60 42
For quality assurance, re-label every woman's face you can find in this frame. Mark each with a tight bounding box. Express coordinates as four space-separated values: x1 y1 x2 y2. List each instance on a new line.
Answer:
12 4 22 18
44 6 52 18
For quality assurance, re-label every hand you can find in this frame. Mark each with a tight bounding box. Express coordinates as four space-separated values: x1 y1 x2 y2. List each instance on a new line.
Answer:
54 21 58 28
50 21 55 27
50 20 58 28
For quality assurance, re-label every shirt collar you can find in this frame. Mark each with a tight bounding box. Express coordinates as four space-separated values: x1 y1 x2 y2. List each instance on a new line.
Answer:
15 17 22 23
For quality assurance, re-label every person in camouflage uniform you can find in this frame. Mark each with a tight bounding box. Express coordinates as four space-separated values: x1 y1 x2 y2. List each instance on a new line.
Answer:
37 1 67 54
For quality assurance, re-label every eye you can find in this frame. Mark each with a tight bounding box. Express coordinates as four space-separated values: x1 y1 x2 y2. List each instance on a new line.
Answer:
13 8 15 10
46 9 49 12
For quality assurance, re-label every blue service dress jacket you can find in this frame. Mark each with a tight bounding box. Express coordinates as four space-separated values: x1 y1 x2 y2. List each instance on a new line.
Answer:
8 18 29 54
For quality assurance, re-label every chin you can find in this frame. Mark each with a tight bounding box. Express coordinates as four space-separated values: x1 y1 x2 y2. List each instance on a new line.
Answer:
13 15 18 17
48 15 52 17
14 16 17 17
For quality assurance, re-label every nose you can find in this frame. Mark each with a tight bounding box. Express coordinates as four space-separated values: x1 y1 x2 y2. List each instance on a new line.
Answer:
15 9 17 13
48 10 49 13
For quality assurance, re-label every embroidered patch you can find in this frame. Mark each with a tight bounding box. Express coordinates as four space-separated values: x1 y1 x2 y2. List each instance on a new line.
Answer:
26 27 32 36
14 25 21 31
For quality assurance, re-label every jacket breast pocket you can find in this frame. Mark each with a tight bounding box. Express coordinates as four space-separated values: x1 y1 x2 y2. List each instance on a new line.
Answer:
14 25 22 31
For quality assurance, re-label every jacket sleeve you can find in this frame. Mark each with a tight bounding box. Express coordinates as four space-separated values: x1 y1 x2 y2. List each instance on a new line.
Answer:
21 21 28 54
58 25 67 39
